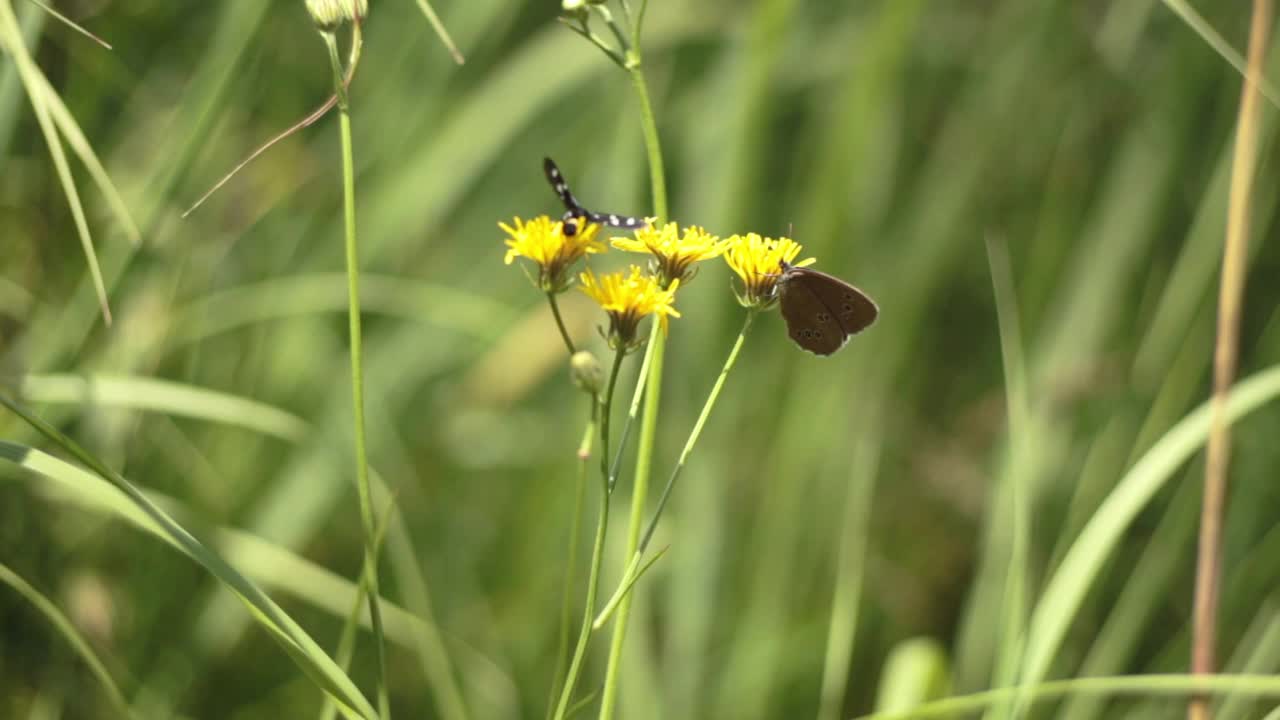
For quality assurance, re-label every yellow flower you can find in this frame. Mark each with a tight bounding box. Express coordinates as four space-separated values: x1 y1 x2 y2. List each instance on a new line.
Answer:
579 266 681 349
723 233 815 309
501 215 605 292
611 222 725 285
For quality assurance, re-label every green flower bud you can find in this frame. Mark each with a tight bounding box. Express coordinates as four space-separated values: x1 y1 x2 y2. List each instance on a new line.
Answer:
570 351 604 395
561 0 589 21
306 0 367 32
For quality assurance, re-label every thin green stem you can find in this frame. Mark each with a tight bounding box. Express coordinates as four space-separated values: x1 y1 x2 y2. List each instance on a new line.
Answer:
591 4 631 56
320 500 395 720
562 18 626 68
597 54 669 720
640 311 753 553
325 31 390 720
632 0 649 49
546 405 597 720
594 311 756 629
626 68 667 221
553 348 627 720
607 337 653 493
547 291 578 355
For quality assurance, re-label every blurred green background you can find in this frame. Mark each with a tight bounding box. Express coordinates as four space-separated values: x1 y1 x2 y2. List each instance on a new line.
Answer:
3 1 1280 718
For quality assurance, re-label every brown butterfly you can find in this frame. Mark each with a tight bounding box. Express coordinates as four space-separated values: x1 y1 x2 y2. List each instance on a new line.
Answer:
777 260 878 355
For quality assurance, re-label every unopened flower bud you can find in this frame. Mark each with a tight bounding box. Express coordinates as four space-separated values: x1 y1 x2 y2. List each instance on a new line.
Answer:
570 351 604 395
306 0 367 32
562 0 590 21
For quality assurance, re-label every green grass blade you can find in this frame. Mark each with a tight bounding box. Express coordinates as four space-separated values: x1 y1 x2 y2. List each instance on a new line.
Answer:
23 0 110 49
0 397 378 720
1018 365 1280 701
19 374 308 442
856 674 1280 720
1159 0 1280 107
408 0 465 64
175 273 515 345
0 562 137 719
0 0 111 324
28 67 142 244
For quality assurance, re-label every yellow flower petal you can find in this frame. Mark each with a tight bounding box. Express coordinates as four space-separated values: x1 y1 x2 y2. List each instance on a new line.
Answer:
579 266 680 348
611 222 725 285
723 233 814 308
500 215 605 291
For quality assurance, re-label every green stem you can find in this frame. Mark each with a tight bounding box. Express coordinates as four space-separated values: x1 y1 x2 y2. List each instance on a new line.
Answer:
597 58 669 720
547 291 578 355
553 348 627 720
325 31 390 720
607 335 653 493
626 67 667 222
594 311 756 628
546 406 597 720
640 310 753 553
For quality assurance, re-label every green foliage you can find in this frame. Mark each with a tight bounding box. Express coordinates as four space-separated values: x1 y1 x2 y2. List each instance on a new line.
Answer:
2 1 1279 719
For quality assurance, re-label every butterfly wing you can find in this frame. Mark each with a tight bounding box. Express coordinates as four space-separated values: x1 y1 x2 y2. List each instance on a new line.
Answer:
779 267 879 356
806 268 878 336
779 276 848 355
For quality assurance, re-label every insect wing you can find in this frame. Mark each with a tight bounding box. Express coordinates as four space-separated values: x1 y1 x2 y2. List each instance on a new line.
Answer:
779 266 878 356
543 157 646 233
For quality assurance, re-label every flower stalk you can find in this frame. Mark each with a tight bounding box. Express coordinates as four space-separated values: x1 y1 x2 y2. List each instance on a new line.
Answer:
594 310 756 629
323 22 390 720
597 14 669 719
552 347 627 720
546 401 598 720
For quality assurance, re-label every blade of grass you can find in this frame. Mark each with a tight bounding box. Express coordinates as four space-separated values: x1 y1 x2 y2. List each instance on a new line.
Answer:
1159 0 1280 108
856 675 1280 720
174 273 515 346
984 235 1034 720
27 66 142 244
23 0 109 48
408 0 465 64
0 398 378 720
0 0 111 324
1017 365 1280 706
3 430 498 717
0 563 136 719
18 374 308 442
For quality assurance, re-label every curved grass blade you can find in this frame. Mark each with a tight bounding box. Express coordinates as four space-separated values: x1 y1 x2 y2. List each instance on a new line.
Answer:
174 273 515 344
1016 365 1280 705
19 374 308 442
0 397 378 720
854 674 1280 720
0 0 111 324
0 563 137 719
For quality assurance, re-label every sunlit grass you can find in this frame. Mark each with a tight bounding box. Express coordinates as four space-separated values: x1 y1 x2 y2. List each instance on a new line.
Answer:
2 2 1280 719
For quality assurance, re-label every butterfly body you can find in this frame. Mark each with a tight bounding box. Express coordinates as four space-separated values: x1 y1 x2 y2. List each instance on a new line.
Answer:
543 157 647 236
777 261 878 356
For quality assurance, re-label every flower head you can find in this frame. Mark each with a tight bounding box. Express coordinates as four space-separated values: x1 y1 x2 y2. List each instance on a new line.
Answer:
502 215 605 293
723 233 815 309
579 266 681 350
612 222 725 285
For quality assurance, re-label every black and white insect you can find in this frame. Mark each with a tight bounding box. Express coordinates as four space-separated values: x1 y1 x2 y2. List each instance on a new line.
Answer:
543 157 648 236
